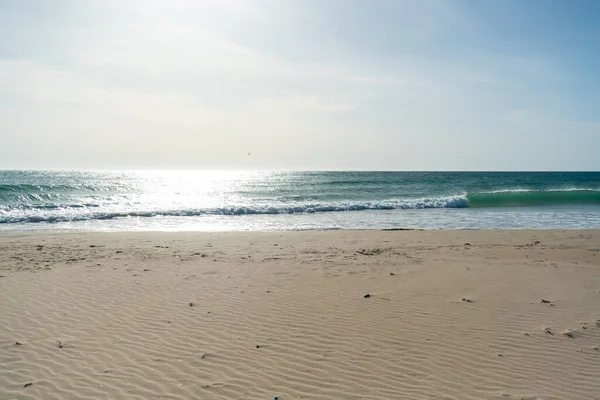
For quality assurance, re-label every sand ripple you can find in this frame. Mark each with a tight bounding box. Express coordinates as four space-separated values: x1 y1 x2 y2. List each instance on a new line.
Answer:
1 230 600 399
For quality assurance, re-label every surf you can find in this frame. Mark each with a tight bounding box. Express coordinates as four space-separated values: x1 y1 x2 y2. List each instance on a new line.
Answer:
467 189 600 208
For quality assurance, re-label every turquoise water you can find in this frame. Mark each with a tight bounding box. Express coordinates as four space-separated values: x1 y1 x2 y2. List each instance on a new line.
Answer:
1 171 600 231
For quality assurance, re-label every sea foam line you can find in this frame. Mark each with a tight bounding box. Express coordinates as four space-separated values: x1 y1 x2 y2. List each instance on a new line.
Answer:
0 195 469 223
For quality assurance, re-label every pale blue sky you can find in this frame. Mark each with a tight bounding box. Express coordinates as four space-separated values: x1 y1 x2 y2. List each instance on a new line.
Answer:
1 0 599 170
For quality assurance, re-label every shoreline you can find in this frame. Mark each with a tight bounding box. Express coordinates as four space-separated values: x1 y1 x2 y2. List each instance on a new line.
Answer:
2 226 600 234
2 229 600 399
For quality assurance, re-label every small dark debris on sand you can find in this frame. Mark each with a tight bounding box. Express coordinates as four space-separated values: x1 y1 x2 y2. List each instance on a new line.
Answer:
363 294 371 299
201 353 208 359
115 250 123 254
389 272 395 276
464 243 471 246
189 302 194 307
256 345 261 349
462 298 473 303
15 341 23 346
357 248 385 256
57 340 63 348
534 240 541 245
541 299 551 304
143 269 150 272
89 245 97 248
564 331 575 339
23 383 33 388
544 328 553 335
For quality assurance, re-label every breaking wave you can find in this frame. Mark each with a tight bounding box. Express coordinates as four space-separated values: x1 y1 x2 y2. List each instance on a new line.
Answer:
0 196 468 223
1 188 599 224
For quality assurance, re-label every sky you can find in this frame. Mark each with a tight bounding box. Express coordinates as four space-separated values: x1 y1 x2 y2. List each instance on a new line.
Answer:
0 0 599 171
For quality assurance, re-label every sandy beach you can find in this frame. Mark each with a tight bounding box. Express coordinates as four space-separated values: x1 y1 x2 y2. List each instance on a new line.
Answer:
1 229 599 399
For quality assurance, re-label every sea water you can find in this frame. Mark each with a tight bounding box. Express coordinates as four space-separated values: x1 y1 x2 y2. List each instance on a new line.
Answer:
1 170 599 231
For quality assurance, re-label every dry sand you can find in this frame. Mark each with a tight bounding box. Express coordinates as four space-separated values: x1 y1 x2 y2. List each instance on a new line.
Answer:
1 230 600 399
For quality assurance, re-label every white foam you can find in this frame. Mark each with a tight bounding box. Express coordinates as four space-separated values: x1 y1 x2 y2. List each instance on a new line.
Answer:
0 195 470 224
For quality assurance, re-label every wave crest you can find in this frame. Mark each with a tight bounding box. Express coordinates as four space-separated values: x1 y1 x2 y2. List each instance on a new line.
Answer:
2 188 599 224
467 189 600 208
0 195 468 223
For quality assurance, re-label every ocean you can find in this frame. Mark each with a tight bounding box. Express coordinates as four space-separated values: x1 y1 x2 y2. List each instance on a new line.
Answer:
1 170 600 231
